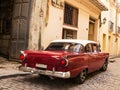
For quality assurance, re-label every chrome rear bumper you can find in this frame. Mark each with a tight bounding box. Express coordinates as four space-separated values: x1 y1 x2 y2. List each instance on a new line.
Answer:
19 66 70 78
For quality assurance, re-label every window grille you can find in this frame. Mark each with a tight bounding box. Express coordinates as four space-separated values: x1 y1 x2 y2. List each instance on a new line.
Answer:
64 3 78 26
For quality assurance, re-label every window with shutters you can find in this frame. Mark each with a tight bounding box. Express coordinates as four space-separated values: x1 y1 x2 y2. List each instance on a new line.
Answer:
64 3 78 27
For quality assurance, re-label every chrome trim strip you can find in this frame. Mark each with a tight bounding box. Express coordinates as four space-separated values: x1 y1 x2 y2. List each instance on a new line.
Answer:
63 57 69 67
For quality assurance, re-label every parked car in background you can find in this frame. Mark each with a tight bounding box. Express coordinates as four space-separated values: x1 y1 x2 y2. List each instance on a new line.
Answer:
19 39 109 84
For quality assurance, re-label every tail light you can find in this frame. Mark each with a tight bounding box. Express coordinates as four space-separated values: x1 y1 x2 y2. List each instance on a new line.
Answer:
19 54 25 60
60 57 68 67
19 51 26 60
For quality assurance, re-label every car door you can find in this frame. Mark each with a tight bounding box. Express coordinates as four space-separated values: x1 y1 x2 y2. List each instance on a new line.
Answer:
85 44 97 73
91 43 101 69
92 43 105 69
97 52 106 68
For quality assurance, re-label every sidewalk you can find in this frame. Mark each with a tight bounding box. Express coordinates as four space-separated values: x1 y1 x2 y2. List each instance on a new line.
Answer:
109 55 120 62
0 57 30 79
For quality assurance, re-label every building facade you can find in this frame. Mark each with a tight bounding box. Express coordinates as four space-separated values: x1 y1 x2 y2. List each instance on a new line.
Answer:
0 0 119 59
100 0 120 57
37 0 108 49
0 0 48 59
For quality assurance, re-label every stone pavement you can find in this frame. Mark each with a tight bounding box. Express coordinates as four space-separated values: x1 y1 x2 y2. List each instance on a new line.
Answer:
0 56 119 79
0 56 120 90
0 55 119 78
0 57 30 79
0 57 120 90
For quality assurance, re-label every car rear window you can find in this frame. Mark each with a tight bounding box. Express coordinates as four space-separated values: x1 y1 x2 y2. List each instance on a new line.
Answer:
46 42 84 53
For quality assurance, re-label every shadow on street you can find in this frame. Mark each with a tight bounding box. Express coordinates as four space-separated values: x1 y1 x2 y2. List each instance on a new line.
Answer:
19 70 103 90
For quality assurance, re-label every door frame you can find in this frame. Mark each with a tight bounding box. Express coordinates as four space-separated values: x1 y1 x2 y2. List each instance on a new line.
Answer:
9 0 32 60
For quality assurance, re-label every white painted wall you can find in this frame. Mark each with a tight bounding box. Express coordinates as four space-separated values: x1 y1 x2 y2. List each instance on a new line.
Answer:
28 0 101 50
78 9 89 40
41 0 101 49
42 5 64 48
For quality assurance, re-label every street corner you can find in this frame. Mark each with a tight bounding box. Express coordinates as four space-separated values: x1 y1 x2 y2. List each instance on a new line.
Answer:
0 57 8 63
0 69 31 79
109 58 116 63
0 57 20 68
0 57 30 79
109 55 120 63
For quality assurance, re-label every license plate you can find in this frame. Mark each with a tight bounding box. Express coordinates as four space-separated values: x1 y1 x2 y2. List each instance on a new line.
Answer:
36 63 47 69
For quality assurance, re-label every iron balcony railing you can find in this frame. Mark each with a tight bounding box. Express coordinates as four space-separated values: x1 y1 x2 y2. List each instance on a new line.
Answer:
109 21 114 32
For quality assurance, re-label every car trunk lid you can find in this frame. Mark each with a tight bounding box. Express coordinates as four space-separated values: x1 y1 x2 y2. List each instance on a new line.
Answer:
22 50 71 70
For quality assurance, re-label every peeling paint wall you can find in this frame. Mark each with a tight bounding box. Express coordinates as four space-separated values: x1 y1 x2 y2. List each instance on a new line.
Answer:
42 1 64 48
41 0 101 49
28 0 47 50
27 0 102 50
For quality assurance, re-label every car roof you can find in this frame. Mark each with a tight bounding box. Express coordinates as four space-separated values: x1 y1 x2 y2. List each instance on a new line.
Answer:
51 39 97 46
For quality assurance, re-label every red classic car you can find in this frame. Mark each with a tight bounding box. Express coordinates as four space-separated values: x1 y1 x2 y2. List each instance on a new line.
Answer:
19 39 109 84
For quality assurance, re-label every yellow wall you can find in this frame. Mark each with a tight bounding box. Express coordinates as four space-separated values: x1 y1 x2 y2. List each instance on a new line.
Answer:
100 0 120 57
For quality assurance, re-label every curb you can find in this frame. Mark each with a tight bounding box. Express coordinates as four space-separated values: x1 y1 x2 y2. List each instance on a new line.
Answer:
109 59 115 63
0 72 30 79
109 55 120 59
109 57 116 63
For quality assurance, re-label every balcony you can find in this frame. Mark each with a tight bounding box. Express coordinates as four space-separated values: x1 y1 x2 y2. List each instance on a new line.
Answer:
109 0 116 5
109 21 114 32
89 0 108 11
110 0 116 2
76 0 108 11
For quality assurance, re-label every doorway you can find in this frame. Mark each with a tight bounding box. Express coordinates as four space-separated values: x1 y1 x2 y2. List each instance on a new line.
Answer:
88 18 95 41
102 34 106 51
0 0 14 58
0 0 31 59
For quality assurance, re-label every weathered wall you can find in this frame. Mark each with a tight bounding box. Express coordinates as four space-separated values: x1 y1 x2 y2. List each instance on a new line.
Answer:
42 1 64 48
28 0 103 50
77 9 89 40
28 0 47 50
41 0 101 48
100 1 120 57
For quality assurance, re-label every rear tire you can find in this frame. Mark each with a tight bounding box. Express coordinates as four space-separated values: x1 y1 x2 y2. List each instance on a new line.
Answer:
74 69 87 84
100 60 108 71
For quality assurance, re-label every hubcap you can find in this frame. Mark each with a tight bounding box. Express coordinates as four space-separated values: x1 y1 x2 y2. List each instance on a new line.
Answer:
103 61 108 70
80 71 86 82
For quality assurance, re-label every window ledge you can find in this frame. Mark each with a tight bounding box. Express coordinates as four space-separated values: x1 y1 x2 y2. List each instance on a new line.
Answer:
63 25 79 31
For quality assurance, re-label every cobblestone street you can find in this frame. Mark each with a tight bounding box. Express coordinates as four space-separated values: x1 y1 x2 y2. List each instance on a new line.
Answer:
0 57 120 90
